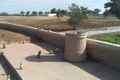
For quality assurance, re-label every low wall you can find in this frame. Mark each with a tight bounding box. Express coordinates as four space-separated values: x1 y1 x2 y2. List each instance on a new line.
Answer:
0 22 65 48
36 29 65 48
87 39 120 70
0 54 22 80
0 22 37 37
0 22 120 70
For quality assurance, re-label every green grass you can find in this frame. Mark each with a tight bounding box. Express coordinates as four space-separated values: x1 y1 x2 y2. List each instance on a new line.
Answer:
93 33 120 44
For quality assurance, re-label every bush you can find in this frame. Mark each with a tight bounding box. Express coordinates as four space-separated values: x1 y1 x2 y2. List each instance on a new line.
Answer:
68 3 88 26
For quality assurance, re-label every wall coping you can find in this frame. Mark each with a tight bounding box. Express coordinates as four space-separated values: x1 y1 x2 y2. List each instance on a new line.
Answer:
87 38 120 48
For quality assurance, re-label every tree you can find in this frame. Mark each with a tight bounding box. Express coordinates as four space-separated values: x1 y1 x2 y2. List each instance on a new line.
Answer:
38 11 43 16
56 9 63 18
94 9 101 16
20 11 25 16
87 10 95 16
51 9 68 18
80 7 89 18
50 8 57 13
103 10 111 17
104 0 120 18
26 11 30 16
60 9 67 16
68 3 88 26
31 11 37 16
45 12 49 15
0 12 9 16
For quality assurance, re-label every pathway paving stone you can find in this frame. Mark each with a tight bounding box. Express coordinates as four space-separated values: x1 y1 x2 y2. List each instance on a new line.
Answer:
1 43 120 80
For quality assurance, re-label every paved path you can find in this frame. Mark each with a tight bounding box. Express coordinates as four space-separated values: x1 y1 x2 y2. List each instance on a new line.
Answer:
1 43 120 80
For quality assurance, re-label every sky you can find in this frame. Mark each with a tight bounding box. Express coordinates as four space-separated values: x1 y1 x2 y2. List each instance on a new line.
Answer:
0 0 110 13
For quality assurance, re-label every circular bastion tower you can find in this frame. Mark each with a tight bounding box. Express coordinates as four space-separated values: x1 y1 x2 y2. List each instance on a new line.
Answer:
64 32 87 62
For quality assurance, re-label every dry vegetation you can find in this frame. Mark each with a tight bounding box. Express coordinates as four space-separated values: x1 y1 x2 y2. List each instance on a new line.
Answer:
0 16 120 31
0 29 30 44
0 16 74 31
0 16 120 44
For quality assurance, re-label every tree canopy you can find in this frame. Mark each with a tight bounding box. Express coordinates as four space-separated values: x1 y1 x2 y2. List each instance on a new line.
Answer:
31 11 37 16
39 11 43 16
50 8 57 13
56 9 67 18
94 9 101 16
26 11 30 16
68 3 88 26
20 11 25 16
104 0 120 18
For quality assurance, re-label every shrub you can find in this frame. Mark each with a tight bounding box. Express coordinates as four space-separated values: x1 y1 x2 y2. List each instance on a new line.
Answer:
68 3 88 27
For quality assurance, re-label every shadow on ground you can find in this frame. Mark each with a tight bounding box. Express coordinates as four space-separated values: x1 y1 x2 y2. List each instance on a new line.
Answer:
26 53 120 80
25 54 64 62
72 61 120 80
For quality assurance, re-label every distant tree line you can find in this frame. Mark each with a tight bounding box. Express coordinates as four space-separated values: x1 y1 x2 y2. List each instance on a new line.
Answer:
2 0 120 18
0 1 120 29
0 7 102 17
0 12 9 16
20 11 44 16
19 9 68 17
50 8 101 17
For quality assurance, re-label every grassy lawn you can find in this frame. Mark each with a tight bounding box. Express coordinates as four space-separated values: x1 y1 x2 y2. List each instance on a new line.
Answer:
92 33 120 44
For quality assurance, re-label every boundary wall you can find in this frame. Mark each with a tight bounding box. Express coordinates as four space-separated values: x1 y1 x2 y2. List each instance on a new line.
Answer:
0 22 65 48
0 22 120 70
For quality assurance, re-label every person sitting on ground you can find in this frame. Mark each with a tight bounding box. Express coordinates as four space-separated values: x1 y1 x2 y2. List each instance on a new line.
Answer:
37 50 42 58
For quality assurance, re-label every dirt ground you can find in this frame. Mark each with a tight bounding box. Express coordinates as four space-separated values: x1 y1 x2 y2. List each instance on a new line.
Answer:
0 16 120 43
0 16 120 31
0 29 31 44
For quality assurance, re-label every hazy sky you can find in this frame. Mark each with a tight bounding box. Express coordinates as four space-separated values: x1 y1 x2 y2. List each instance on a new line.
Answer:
0 0 109 13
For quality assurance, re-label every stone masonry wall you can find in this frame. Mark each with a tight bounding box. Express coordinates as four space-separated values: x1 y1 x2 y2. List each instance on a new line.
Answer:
0 22 65 48
0 22 120 69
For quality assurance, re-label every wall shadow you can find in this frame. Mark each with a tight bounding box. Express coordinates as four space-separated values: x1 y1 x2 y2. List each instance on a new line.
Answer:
26 41 64 62
25 54 64 62
71 60 120 80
